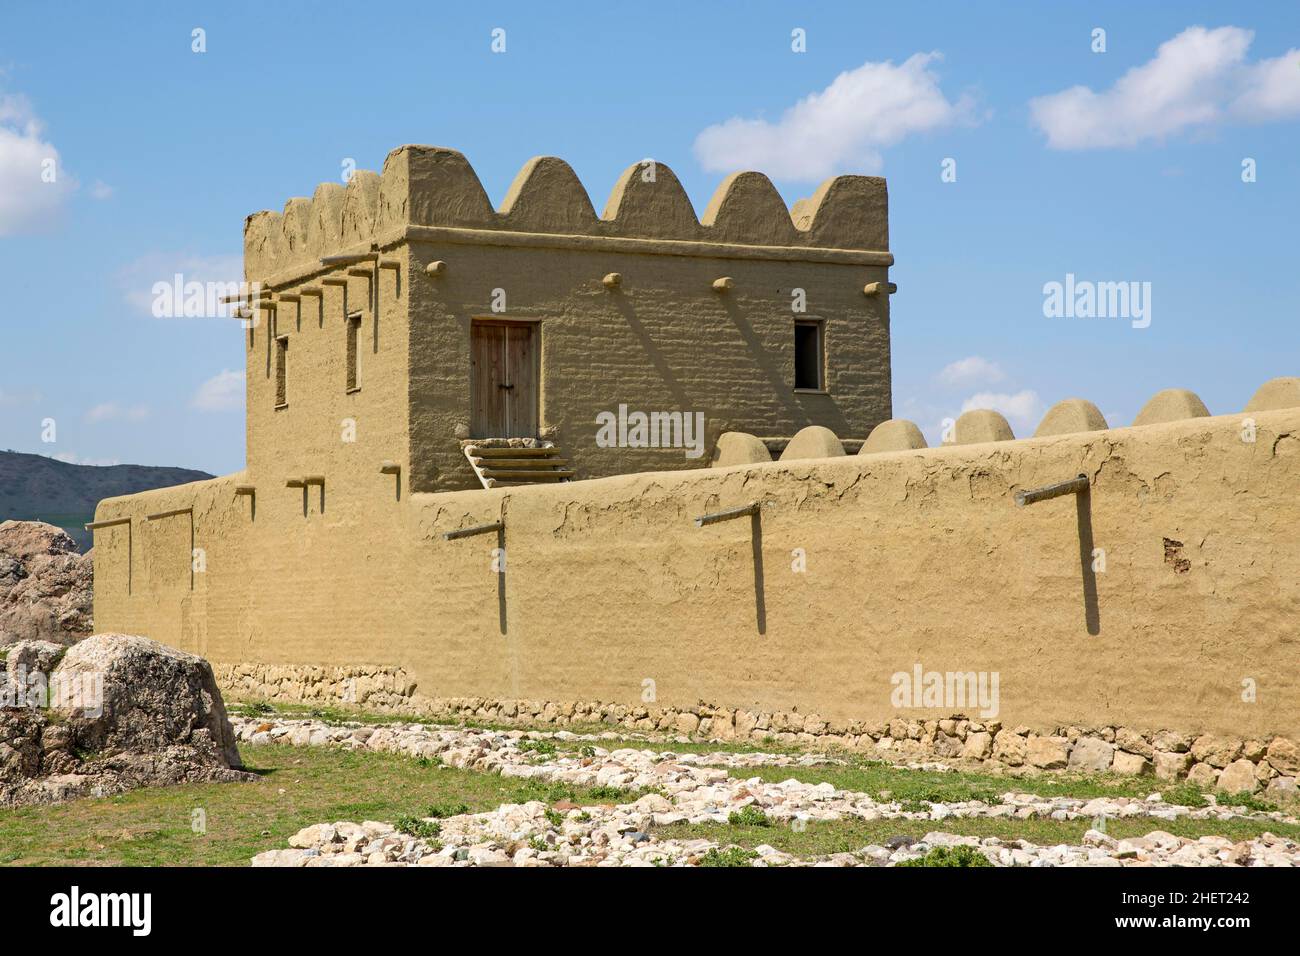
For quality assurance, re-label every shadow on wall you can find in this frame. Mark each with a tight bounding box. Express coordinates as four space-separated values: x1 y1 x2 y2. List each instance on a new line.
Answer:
1076 489 1100 636
497 523 506 636
612 296 691 411
751 508 766 635
695 501 766 635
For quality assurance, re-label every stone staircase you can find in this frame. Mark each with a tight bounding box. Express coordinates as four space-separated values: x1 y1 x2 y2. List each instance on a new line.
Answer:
463 441 574 489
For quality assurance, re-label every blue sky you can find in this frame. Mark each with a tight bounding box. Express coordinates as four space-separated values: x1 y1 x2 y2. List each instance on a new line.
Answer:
1 0 1297 474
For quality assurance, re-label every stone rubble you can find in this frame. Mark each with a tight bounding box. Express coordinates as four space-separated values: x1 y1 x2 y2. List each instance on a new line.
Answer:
238 716 1300 868
215 669 1300 800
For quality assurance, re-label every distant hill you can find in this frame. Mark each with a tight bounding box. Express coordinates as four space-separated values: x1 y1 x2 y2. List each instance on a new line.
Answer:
0 450 214 551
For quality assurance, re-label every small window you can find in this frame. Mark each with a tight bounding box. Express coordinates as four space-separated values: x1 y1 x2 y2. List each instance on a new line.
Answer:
346 313 362 391
274 336 288 407
794 320 823 390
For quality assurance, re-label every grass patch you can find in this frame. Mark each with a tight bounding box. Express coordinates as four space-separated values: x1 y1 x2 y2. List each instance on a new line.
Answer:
393 816 442 841
225 702 1296 816
721 759 1287 809
553 736 805 757
655 812 1300 859
229 700 811 757
898 846 992 867
227 699 625 740
697 846 759 867
728 805 772 827
0 743 645 866
518 739 558 758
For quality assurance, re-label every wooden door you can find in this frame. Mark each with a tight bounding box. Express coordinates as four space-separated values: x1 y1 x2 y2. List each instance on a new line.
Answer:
471 321 537 438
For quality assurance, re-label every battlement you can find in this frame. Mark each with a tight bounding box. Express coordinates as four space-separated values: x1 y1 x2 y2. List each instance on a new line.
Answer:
243 145 890 282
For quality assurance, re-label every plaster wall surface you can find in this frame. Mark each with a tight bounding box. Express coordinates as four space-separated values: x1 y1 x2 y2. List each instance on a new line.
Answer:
93 408 1300 740
404 242 891 491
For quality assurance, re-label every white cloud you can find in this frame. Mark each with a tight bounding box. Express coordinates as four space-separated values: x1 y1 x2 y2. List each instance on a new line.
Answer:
0 92 77 236
1233 47 1300 121
937 356 1005 388
961 390 1044 435
1030 26 1300 149
694 53 978 180
192 370 245 412
117 252 244 316
85 402 150 424
89 179 113 200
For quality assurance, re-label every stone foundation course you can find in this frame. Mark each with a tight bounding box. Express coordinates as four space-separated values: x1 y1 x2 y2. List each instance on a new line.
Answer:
218 663 1298 799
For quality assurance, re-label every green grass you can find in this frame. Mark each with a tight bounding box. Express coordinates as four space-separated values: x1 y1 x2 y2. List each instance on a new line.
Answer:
1 734 1293 867
228 700 805 755
898 846 993 867
697 846 759 867
654 813 1300 859
223 703 1296 812
721 759 1293 812
0 744 644 866
728 805 772 827
553 736 806 757
228 699 627 740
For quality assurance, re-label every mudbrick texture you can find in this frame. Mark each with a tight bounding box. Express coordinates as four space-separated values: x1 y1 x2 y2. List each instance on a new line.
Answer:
101 407 1300 745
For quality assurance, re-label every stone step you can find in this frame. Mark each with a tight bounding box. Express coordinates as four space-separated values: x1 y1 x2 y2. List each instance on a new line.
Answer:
471 457 570 469
467 446 562 458
480 469 575 481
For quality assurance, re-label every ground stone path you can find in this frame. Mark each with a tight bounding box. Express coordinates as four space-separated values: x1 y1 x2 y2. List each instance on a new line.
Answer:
237 717 1300 868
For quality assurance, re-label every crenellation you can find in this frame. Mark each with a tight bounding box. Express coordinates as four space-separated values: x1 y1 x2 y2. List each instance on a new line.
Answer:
340 170 382 246
499 156 599 232
700 171 799 245
243 145 894 283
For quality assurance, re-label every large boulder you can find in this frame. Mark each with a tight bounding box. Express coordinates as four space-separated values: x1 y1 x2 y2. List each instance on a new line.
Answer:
0 634 248 806
0 520 93 647
52 633 242 769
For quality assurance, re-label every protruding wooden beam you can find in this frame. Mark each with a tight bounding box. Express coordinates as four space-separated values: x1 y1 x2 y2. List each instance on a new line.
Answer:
1015 474 1090 507
603 272 622 289
379 461 401 475
85 516 131 530
712 276 734 292
443 521 504 541
695 502 759 527
862 281 898 297
425 260 446 276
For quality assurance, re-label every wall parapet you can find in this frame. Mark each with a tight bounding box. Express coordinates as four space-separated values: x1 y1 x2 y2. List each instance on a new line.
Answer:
244 145 889 282
713 377 1299 466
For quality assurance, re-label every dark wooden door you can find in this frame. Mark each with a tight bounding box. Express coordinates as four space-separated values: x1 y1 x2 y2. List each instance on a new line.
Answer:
471 321 537 438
